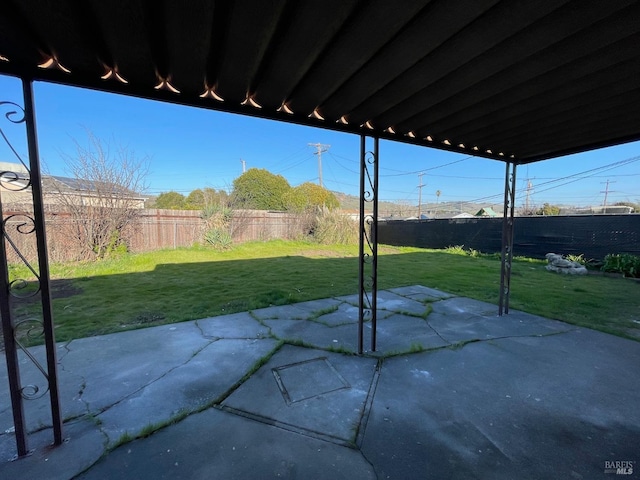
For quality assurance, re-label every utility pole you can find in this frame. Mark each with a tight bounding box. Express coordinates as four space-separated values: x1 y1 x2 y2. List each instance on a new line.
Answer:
524 179 533 213
240 158 246 173
308 143 330 187
417 172 425 217
600 179 616 208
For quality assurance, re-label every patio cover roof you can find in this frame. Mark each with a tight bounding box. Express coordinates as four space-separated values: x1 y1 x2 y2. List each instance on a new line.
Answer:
1 0 639 164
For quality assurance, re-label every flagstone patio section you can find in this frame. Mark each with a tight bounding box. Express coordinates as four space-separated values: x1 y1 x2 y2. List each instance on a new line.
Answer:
1 285 637 480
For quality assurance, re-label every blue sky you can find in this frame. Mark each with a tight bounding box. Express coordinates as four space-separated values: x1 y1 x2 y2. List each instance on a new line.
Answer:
1 73 638 208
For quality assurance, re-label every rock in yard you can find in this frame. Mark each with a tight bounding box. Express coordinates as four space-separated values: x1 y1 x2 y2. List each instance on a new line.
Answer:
545 253 588 275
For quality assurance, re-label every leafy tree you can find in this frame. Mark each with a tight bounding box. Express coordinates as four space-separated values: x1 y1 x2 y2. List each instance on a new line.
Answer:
185 189 205 209
284 182 339 212
536 202 561 216
202 187 229 207
155 191 186 209
231 168 291 210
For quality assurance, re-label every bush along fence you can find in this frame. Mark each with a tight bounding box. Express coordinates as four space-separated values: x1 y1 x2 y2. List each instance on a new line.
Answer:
378 214 640 262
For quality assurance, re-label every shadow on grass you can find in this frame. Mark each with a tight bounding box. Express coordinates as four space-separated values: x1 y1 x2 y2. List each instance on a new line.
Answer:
8 249 640 344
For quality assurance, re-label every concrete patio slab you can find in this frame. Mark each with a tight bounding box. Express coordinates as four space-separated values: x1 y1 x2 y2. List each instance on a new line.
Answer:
0 418 104 479
427 310 574 344
96 338 279 446
361 328 640 480
1 285 639 480
222 345 378 445
77 408 377 480
0 343 87 434
431 296 500 317
251 298 342 321
335 289 429 316
314 301 360 326
371 314 450 354
196 312 269 339
262 317 360 353
388 285 454 302
62 322 212 413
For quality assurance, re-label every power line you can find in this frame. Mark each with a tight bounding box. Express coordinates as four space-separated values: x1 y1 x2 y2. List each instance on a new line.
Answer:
381 155 473 177
463 154 640 206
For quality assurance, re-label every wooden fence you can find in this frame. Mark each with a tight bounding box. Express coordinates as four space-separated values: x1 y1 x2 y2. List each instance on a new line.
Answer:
2 206 310 263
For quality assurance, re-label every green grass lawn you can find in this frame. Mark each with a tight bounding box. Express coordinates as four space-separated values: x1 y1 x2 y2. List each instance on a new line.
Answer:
9 240 640 343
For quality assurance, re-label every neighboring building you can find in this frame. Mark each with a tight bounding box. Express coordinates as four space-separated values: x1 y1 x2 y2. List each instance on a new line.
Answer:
474 207 499 217
561 205 635 215
0 162 146 209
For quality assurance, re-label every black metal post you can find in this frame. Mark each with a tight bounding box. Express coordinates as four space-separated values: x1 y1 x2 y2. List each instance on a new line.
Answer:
357 135 379 353
22 77 63 444
0 182 28 457
499 162 517 315
370 137 379 352
358 135 365 354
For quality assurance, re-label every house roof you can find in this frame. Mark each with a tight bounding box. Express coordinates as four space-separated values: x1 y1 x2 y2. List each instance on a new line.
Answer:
47 175 141 198
475 207 498 217
1 1 639 164
0 162 141 197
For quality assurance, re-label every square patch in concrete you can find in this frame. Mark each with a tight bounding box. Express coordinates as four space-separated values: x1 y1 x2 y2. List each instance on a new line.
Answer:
273 357 350 405
223 345 378 444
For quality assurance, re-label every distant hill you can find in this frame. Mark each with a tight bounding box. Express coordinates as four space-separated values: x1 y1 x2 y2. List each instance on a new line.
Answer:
333 192 415 217
333 191 504 219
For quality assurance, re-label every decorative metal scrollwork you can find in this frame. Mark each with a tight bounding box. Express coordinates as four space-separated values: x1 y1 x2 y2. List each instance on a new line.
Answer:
1 214 41 298
358 139 379 353
499 162 517 315
0 101 31 177
0 170 31 192
0 82 64 458
1 89 63 457
13 319 50 400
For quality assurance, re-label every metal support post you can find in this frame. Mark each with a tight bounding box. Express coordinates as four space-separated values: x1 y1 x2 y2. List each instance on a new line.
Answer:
23 78 63 445
370 137 379 351
0 78 63 458
358 135 379 353
499 162 517 315
0 172 28 457
358 136 365 354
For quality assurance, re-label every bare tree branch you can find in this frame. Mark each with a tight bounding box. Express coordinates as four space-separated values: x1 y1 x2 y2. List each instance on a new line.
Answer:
50 132 150 259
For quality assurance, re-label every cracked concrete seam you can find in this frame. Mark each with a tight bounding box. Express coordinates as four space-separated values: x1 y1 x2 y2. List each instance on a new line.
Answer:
248 311 276 339
425 322 451 347
92 339 219 417
193 319 206 337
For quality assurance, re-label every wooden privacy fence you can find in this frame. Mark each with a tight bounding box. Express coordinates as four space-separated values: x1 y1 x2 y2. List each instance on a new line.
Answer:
2 206 310 263
229 209 313 243
130 209 311 250
129 209 203 252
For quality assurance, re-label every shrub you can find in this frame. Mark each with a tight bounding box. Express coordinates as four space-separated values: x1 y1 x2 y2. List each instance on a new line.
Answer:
201 204 233 249
313 208 358 245
565 253 585 265
204 227 232 250
602 253 640 278
444 245 480 257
